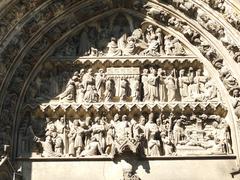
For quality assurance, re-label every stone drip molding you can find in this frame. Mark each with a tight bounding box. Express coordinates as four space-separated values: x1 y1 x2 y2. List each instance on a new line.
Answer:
0 0 238 163
199 0 240 32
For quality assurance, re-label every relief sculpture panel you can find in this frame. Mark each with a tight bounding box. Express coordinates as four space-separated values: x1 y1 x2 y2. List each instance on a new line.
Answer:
17 14 232 161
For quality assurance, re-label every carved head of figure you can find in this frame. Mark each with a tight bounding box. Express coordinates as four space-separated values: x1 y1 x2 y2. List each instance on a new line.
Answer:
139 115 146 125
176 119 182 126
122 115 128 122
217 28 225 38
196 69 203 76
98 69 104 74
147 25 153 32
87 68 93 75
233 52 240 63
155 28 162 34
73 119 80 127
111 37 117 43
51 131 57 138
60 117 65 123
94 116 101 124
150 67 157 75
157 68 162 75
156 118 161 126
232 88 240 97
179 69 185 76
142 68 149 75
114 114 120 122
85 116 91 126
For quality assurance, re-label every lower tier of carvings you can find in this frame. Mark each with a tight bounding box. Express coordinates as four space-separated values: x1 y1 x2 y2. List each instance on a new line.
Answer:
18 108 233 158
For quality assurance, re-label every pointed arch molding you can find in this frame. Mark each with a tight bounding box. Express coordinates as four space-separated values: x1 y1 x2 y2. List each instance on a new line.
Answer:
0 1 239 161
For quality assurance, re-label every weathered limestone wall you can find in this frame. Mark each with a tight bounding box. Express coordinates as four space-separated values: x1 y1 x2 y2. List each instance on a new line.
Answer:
20 158 238 180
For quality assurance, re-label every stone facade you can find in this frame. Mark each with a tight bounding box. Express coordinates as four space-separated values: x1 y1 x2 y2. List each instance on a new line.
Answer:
1 0 240 180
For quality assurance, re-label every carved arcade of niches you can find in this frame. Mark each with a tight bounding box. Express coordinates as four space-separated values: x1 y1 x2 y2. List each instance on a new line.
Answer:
16 18 232 160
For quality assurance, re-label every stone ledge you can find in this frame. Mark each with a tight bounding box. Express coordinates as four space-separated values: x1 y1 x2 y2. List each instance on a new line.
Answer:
16 155 236 161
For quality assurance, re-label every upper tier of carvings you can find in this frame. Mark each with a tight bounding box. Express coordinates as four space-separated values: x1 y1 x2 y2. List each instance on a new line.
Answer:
53 18 191 57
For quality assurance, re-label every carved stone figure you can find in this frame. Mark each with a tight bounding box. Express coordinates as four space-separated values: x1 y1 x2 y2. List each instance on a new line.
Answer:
173 119 185 146
80 137 104 156
37 136 57 157
91 117 106 151
132 76 141 102
158 68 167 102
104 78 114 102
68 120 85 157
141 69 149 101
147 68 159 101
82 69 98 103
192 69 208 96
123 36 137 56
161 132 174 156
120 78 128 102
95 69 106 102
145 113 160 156
230 88 240 119
164 70 177 102
58 74 77 102
178 69 190 101
106 37 122 56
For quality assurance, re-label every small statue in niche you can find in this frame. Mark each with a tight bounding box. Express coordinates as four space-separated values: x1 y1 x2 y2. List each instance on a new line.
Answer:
35 135 60 157
173 119 185 146
141 69 149 101
119 77 128 102
147 67 159 101
80 136 104 156
145 25 156 44
57 73 78 102
75 83 85 103
172 37 186 55
132 76 141 102
145 113 160 156
191 69 208 96
95 69 106 102
178 69 191 101
104 77 114 102
45 117 56 135
161 132 174 156
123 36 137 56
91 116 106 152
155 28 164 54
164 70 177 102
194 80 219 102
82 68 98 103
134 116 147 155
230 87 240 119
115 115 132 140
157 68 167 102
220 67 238 91
164 35 174 55
68 120 85 157
106 37 122 56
